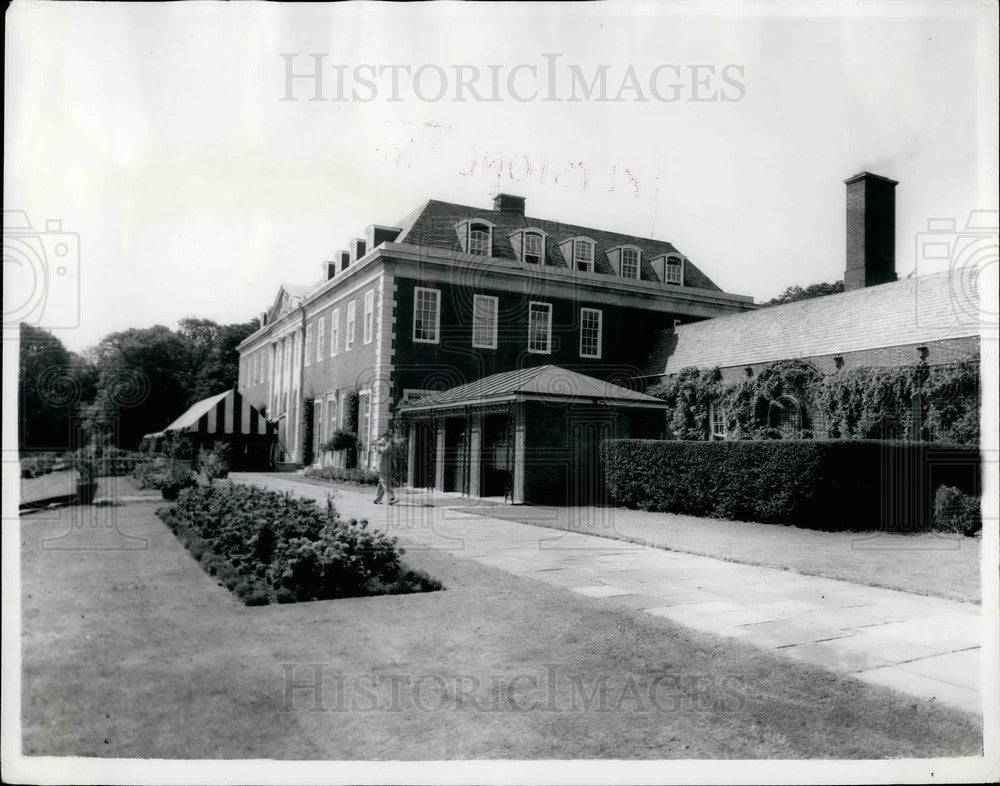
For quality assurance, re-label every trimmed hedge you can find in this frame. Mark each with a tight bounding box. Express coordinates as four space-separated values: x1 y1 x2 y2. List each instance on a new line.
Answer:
601 439 981 532
158 483 441 604
304 466 380 485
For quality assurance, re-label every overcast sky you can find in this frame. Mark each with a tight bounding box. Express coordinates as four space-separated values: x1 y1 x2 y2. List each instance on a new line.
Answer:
5 1 997 352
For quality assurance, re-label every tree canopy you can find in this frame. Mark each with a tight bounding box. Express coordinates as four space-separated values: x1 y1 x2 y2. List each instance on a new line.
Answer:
760 280 844 307
19 316 259 451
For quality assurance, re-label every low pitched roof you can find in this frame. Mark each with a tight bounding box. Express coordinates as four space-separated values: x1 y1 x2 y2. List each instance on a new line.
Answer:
394 199 723 291
399 365 667 413
645 270 980 377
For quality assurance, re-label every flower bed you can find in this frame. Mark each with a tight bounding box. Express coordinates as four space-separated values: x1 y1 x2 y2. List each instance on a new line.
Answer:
158 483 441 604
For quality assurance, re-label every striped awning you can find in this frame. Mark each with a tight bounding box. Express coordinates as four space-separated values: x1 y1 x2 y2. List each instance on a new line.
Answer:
146 390 272 438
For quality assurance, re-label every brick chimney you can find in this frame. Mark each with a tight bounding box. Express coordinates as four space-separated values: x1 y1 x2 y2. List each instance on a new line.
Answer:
493 193 526 215
349 238 367 263
844 172 898 290
366 224 402 251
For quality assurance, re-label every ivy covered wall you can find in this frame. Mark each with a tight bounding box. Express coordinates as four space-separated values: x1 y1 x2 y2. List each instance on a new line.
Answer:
647 359 979 446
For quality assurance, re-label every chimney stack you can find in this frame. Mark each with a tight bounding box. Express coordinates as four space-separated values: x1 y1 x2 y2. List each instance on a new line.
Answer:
492 193 526 215
366 224 402 251
350 238 367 263
844 172 898 291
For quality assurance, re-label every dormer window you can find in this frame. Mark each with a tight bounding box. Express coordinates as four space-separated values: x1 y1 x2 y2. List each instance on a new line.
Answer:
456 220 494 256
573 238 594 272
509 228 547 264
523 232 543 264
620 247 640 279
665 256 683 285
469 224 490 255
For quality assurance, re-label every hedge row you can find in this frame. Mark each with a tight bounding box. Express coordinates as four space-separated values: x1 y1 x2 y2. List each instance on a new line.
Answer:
601 439 981 533
158 483 441 604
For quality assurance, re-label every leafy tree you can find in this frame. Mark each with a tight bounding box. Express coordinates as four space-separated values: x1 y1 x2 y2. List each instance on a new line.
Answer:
761 280 844 307
180 317 259 401
18 324 76 449
83 325 191 449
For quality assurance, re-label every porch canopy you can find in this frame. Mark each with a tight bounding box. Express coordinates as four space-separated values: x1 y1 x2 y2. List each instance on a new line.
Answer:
397 365 667 504
398 364 668 415
140 389 276 470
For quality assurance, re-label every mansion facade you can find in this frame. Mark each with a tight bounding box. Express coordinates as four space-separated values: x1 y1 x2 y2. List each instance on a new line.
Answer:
236 193 755 469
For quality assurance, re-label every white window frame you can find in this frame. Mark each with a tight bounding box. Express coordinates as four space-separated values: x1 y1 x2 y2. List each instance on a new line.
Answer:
579 307 603 359
317 316 325 362
305 325 313 366
413 287 441 344
665 255 684 285
359 391 372 465
472 294 499 349
527 301 553 355
468 223 491 256
710 401 727 440
620 246 641 279
573 238 595 272
330 308 340 356
346 300 356 350
522 231 544 264
363 289 375 344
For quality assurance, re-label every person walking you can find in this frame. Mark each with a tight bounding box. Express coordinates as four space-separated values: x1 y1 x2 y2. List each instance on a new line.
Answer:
372 430 401 505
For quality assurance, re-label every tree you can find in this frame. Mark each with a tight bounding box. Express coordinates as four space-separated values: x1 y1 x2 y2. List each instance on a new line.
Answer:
761 280 844 307
85 325 191 449
180 317 259 401
18 324 77 449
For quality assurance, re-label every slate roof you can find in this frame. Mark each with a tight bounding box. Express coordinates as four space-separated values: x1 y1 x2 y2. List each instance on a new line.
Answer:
399 365 667 413
394 199 722 291
644 270 980 377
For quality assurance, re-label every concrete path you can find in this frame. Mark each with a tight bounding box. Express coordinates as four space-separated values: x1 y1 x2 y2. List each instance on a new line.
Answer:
231 473 983 716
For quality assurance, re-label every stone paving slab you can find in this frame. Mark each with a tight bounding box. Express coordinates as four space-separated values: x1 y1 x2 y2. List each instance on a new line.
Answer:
232 474 983 716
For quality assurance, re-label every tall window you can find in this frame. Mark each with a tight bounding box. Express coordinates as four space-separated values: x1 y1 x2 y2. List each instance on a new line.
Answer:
665 257 683 284
711 402 726 440
472 294 498 349
305 325 313 366
580 308 602 358
330 308 340 356
621 247 640 279
317 317 325 361
528 301 552 354
413 287 441 343
363 289 375 344
326 394 338 439
523 232 543 264
573 239 594 272
359 392 372 463
346 300 356 350
469 223 491 255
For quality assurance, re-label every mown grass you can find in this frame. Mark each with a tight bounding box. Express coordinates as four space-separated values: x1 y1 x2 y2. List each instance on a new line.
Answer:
20 502 981 759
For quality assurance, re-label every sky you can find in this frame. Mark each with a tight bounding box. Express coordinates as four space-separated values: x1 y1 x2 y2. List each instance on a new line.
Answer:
4 1 998 353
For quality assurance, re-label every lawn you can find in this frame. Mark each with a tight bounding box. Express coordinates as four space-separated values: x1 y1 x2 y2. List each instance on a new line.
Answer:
466 505 982 604
20 501 981 759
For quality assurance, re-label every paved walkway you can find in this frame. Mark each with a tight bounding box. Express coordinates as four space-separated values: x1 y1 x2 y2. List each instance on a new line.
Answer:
232 473 983 716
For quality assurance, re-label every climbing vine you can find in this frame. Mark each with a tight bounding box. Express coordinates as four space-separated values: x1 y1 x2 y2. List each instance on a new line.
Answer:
647 359 979 446
300 397 315 466
647 367 721 440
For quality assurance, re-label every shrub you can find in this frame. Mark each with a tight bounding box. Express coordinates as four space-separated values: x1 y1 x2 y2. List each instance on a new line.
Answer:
304 465 379 485
601 439 981 533
20 453 57 478
132 455 196 498
323 429 359 453
933 486 982 536
196 443 230 480
157 483 441 604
